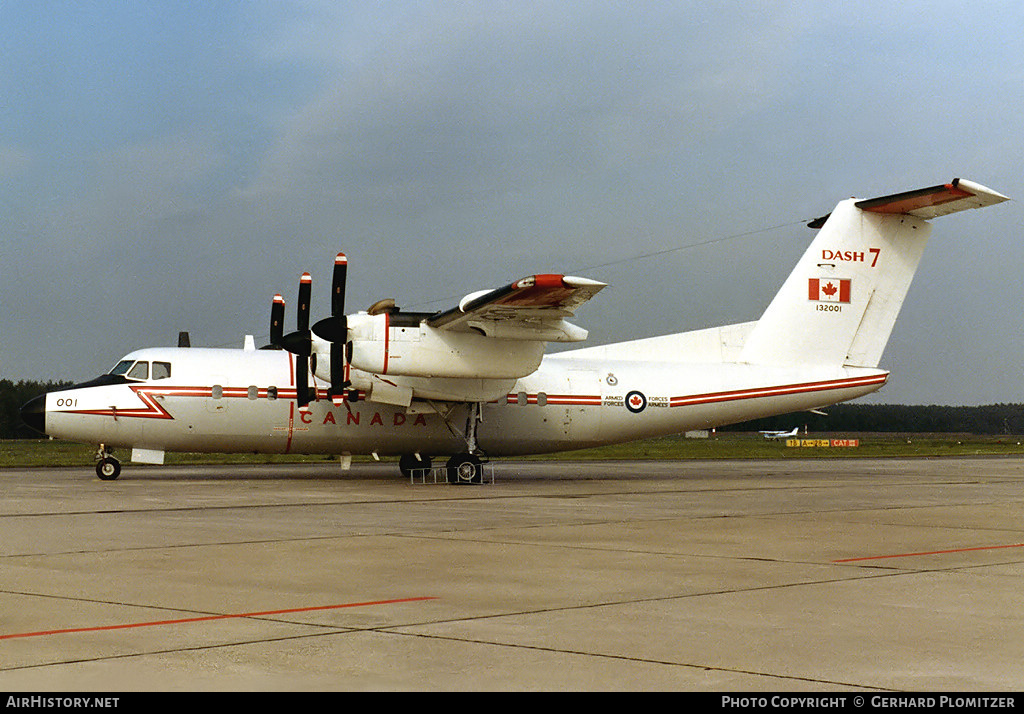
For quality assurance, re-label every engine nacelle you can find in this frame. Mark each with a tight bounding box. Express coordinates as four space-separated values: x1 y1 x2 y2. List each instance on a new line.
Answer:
346 313 546 379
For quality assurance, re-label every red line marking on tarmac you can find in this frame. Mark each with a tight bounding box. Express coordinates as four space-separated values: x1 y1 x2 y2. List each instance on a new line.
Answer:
834 543 1024 563
0 596 437 641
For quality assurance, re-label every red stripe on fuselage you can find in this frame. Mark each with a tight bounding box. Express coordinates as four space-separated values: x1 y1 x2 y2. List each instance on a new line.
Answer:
668 374 886 407
57 374 885 423
504 374 886 409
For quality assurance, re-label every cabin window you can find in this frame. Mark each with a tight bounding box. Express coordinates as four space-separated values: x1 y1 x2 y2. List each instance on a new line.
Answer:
127 361 149 380
247 385 259 400
537 392 548 407
517 391 528 406
212 384 223 399
152 362 171 380
267 386 278 401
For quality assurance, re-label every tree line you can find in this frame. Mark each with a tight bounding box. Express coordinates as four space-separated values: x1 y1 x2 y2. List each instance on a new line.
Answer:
1 379 73 439
722 402 1024 435
3 378 1024 438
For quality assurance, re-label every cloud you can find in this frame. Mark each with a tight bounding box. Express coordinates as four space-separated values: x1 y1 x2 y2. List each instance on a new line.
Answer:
2 2 1021 406
0 143 32 179
25 133 226 259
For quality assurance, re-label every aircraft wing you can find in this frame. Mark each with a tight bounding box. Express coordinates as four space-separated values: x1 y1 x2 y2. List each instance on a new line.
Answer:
426 274 606 342
807 178 1009 228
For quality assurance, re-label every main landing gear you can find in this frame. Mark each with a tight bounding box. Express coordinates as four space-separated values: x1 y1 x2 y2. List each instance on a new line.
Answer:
398 453 431 478
95 445 121 481
398 451 486 484
446 402 486 484
446 452 484 484
400 403 488 484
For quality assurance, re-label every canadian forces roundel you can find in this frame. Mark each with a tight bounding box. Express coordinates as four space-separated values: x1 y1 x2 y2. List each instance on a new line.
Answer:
625 390 647 413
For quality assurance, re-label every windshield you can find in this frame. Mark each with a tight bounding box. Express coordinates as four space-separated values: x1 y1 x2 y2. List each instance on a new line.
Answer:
109 360 134 376
127 361 149 380
108 359 170 381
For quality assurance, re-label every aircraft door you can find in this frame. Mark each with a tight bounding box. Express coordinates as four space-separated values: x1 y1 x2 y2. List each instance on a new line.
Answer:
564 369 602 439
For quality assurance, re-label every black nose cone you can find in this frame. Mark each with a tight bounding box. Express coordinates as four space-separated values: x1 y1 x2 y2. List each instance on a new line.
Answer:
21 395 46 435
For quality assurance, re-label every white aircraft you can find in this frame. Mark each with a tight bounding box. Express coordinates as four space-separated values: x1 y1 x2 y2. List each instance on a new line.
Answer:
21 178 1008 482
760 427 800 440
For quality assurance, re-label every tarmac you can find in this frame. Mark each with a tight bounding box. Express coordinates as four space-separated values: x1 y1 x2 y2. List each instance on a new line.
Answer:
1 455 1024 691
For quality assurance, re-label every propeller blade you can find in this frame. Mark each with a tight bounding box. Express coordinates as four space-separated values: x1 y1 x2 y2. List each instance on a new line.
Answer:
309 252 352 404
331 253 351 403
296 355 310 410
330 346 347 406
313 254 349 341
332 253 347 317
278 274 314 409
297 272 312 333
270 294 285 346
280 274 313 356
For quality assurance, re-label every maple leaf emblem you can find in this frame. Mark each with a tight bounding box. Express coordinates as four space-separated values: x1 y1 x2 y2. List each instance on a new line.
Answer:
625 391 647 412
821 282 838 297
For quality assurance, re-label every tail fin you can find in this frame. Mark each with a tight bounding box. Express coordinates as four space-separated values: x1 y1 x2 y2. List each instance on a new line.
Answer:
741 178 1008 369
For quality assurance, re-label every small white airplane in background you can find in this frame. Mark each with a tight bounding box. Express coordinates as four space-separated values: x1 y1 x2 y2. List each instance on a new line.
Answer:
760 427 800 439
22 178 1009 482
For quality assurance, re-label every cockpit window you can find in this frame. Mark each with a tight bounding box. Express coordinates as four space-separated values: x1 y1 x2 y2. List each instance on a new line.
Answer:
108 359 170 382
127 361 149 380
110 360 134 376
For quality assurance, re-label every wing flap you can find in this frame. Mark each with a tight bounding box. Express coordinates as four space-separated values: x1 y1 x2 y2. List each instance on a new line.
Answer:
428 274 606 342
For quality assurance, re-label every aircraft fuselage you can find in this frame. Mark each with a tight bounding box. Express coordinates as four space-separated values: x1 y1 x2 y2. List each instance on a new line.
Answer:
27 345 886 461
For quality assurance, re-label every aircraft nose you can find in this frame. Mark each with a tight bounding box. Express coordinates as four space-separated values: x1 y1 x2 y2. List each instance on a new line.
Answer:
20 395 46 435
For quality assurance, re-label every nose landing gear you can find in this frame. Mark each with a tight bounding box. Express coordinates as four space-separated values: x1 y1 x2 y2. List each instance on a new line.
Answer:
95 445 121 480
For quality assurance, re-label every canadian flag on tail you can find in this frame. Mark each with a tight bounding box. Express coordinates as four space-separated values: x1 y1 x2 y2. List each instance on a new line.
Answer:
808 277 851 303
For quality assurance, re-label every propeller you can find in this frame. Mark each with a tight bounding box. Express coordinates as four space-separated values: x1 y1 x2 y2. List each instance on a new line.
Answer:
312 253 351 406
273 253 352 411
279 272 314 411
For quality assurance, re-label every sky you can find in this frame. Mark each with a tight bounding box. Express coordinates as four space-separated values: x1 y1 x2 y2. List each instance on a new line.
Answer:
1 1 1020 405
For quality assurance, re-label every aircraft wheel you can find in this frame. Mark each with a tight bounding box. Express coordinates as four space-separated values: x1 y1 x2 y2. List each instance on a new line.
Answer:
96 456 121 481
399 453 431 479
446 453 482 484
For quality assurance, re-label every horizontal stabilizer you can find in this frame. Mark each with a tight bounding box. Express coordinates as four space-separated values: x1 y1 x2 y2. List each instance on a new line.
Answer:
808 178 1008 228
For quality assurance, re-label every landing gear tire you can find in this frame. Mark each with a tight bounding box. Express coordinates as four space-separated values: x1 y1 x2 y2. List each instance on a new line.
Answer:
399 453 432 479
96 456 121 481
446 453 482 485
